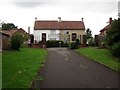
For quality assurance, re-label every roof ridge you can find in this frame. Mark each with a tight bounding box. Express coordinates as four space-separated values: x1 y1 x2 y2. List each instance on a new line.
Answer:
35 20 82 22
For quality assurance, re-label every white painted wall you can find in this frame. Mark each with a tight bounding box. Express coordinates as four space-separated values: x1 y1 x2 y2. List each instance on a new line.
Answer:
34 30 60 42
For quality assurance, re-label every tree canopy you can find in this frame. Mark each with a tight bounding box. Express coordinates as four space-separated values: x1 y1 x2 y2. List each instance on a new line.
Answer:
86 28 92 39
106 19 120 58
86 28 94 46
2 23 18 30
10 32 29 50
106 19 120 46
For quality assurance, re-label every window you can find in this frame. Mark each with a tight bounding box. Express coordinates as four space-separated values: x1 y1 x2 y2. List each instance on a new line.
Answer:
50 38 56 40
50 30 56 34
72 33 77 41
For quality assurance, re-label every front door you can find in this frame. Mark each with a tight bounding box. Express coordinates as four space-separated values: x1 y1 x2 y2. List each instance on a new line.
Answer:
42 33 46 42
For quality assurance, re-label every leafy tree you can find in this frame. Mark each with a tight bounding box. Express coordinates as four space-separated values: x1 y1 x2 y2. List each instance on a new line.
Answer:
86 28 92 39
86 28 94 46
10 33 29 50
2 23 18 30
106 19 120 57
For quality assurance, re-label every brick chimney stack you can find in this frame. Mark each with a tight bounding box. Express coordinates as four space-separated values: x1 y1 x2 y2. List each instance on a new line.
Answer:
58 17 61 22
28 27 30 34
81 18 84 22
35 17 37 21
109 17 112 24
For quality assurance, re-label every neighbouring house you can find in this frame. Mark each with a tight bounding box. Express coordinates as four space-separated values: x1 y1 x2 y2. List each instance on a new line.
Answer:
0 28 29 50
0 32 10 50
34 17 86 45
98 17 113 47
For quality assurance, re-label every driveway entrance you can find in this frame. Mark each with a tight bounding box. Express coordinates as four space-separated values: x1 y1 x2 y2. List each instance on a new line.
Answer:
31 48 118 88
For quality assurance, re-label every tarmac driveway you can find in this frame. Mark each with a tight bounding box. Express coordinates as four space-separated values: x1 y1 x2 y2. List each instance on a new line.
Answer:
31 48 118 88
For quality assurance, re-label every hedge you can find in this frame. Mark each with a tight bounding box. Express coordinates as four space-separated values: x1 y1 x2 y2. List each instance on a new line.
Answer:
46 40 68 48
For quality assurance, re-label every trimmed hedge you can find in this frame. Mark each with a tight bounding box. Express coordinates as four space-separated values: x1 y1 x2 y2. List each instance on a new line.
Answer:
110 41 120 58
46 40 68 48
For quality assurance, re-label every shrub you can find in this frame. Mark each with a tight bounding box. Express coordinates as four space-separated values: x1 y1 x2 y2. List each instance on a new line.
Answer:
70 42 79 49
46 40 68 48
10 32 29 50
70 42 76 49
87 38 95 46
76 39 80 46
10 34 24 50
110 41 120 58
106 19 120 58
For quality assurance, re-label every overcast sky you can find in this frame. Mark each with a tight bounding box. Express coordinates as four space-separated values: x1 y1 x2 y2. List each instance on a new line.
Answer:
0 0 119 35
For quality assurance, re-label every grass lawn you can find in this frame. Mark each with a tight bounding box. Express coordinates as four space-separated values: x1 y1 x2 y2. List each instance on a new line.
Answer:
76 47 119 71
2 48 47 88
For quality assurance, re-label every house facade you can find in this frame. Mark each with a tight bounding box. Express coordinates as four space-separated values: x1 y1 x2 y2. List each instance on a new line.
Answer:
98 17 113 47
34 17 85 44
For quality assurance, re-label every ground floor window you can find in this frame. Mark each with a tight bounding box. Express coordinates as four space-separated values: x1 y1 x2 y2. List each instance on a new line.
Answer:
50 38 56 40
72 33 77 41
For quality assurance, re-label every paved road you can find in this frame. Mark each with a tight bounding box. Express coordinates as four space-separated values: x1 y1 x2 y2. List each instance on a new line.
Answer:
31 48 118 88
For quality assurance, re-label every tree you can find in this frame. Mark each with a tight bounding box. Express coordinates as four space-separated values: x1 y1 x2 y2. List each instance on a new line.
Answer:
86 28 92 39
86 28 94 46
2 23 18 30
10 33 29 50
106 19 120 58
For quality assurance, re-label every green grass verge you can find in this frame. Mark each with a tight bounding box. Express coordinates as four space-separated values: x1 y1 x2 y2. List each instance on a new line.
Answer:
2 48 47 88
76 47 119 71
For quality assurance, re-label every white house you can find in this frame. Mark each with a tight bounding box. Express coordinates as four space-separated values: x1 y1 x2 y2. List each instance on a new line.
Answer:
34 17 86 44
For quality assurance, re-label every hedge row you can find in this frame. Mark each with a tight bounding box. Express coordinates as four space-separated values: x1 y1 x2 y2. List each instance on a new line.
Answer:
46 40 68 48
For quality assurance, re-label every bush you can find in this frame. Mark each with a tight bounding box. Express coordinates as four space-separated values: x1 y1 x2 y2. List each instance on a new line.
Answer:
70 42 76 49
106 19 120 58
76 39 80 46
10 34 24 50
87 38 95 46
110 41 120 58
70 42 79 49
46 40 68 48
69 39 80 49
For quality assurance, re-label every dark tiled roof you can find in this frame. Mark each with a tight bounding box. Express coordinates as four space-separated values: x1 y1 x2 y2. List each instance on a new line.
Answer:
0 28 28 36
0 31 10 37
100 24 111 32
34 20 85 30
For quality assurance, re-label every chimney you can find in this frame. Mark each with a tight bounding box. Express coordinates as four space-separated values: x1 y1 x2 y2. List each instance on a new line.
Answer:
109 17 112 24
81 18 84 22
28 27 30 34
58 17 61 22
35 17 37 21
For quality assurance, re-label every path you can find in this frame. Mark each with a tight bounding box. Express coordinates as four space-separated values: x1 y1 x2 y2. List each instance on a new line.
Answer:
31 48 118 88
